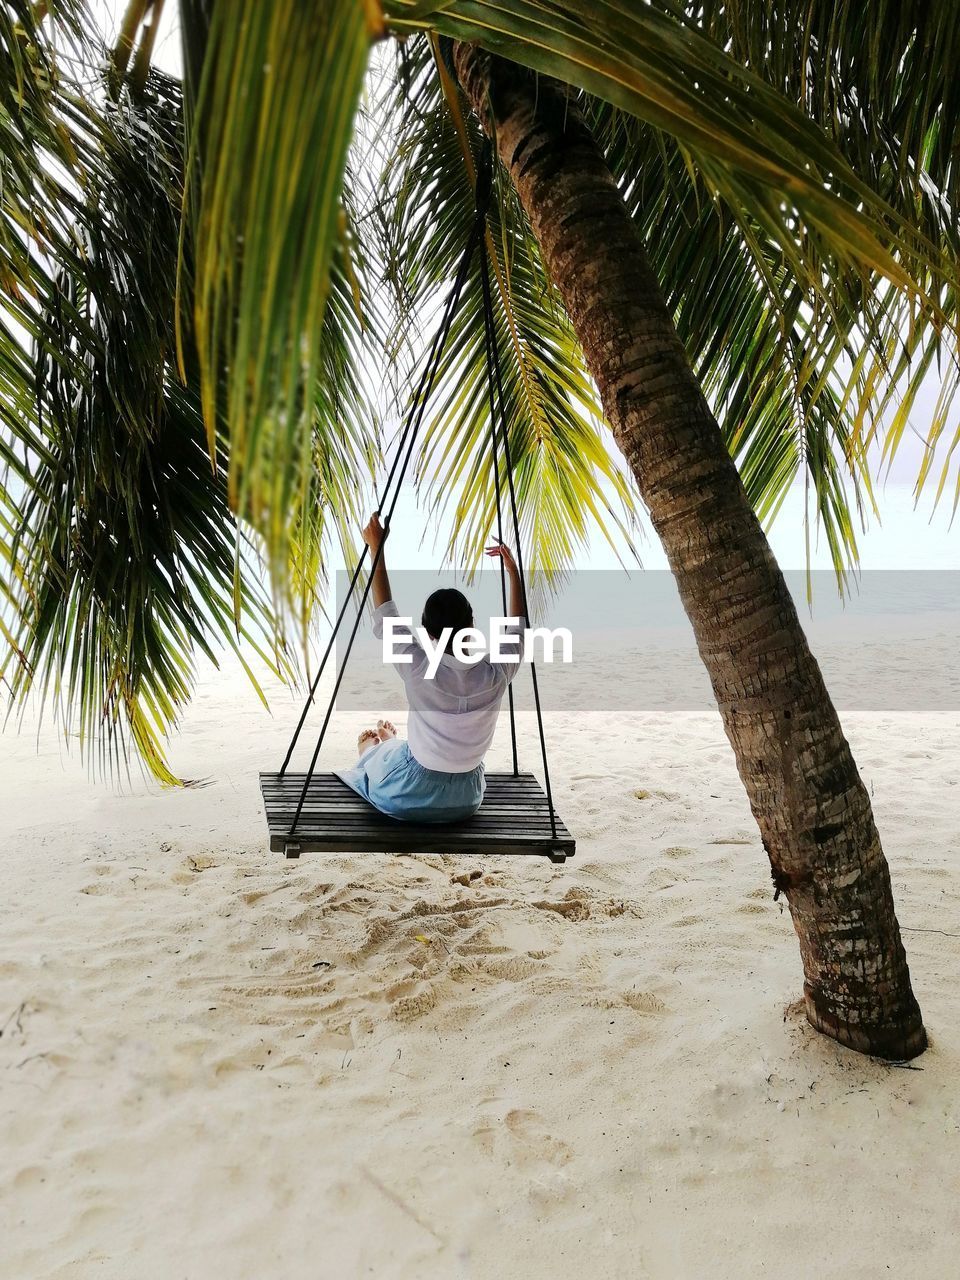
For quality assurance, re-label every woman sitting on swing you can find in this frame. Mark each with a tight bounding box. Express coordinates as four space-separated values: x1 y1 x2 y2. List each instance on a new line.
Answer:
334 514 523 824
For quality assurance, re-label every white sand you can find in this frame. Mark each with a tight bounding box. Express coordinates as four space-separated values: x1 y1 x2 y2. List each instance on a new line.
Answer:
2 657 959 1278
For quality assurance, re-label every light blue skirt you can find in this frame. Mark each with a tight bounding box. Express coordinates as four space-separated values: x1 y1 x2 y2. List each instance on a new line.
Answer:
334 738 485 824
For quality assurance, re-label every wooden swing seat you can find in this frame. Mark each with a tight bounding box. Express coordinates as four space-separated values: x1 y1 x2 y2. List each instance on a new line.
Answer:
261 178 573 869
259 771 575 863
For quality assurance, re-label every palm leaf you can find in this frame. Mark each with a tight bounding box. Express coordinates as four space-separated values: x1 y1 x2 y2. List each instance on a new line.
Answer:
1 52 290 783
283 197 384 650
179 0 380 573
675 0 960 515
590 104 877 582
385 0 954 319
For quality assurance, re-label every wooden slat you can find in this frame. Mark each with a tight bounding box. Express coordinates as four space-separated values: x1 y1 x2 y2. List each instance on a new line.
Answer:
263 779 547 788
258 771 575 861
262 827 571 843
263 811 573 832
267 838 567 856
262 822 570 841
263 771 544 778
262 788 551 801
264 802 558 816
266 814 562 829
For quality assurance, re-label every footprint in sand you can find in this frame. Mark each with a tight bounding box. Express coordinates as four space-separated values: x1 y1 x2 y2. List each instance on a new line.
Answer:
645 865 697 892
241 884 288 906
533 898 590 922
473 1109 572 1168
217 971 336 1001
450 868 483 887
293 881 336 903
533 887 592 922
12 1166 47 1190
458 931 512 956
915 865 950 880
620 989 667 1014
505 1109 572 1165
169 854 221 886
390 985 438 1021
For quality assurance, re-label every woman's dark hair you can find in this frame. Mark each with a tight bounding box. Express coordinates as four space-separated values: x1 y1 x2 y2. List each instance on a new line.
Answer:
422 588 474 653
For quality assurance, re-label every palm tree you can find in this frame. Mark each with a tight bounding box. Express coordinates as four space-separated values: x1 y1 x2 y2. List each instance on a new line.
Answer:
2 1 957 1058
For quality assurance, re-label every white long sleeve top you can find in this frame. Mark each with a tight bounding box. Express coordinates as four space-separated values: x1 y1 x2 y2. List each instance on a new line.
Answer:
372 599 521 773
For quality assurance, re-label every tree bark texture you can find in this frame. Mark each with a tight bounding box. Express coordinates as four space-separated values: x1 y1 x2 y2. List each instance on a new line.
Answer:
453 43 926 1060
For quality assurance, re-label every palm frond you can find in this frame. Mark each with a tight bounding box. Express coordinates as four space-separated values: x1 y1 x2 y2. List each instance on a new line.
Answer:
691 0 960 229
385 1 955 323
283 192 383 650
0 3 101 434
590 105 877 581
1 53 289 783
2 5 386 780
179 0 381 572
678 0 960 513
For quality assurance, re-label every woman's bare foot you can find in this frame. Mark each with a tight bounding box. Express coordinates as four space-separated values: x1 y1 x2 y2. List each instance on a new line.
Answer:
358 728 380 756
377 718 397 740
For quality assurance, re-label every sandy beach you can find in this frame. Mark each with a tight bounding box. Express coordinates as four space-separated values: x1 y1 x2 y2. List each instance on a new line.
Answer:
4 0 960 1273
2 654 958 1279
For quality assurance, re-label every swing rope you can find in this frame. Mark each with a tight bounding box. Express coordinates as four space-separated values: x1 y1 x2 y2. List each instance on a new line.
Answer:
481 234 520 778
278 206 486 779
282 140 557 842
478 229 558 840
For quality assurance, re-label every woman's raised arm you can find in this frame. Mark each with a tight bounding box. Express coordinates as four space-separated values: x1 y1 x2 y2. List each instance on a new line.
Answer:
362 514 392 608
485 539 524 623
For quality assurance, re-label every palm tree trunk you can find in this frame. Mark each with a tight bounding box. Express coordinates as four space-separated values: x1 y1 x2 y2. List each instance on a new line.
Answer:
453 44 926 1060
